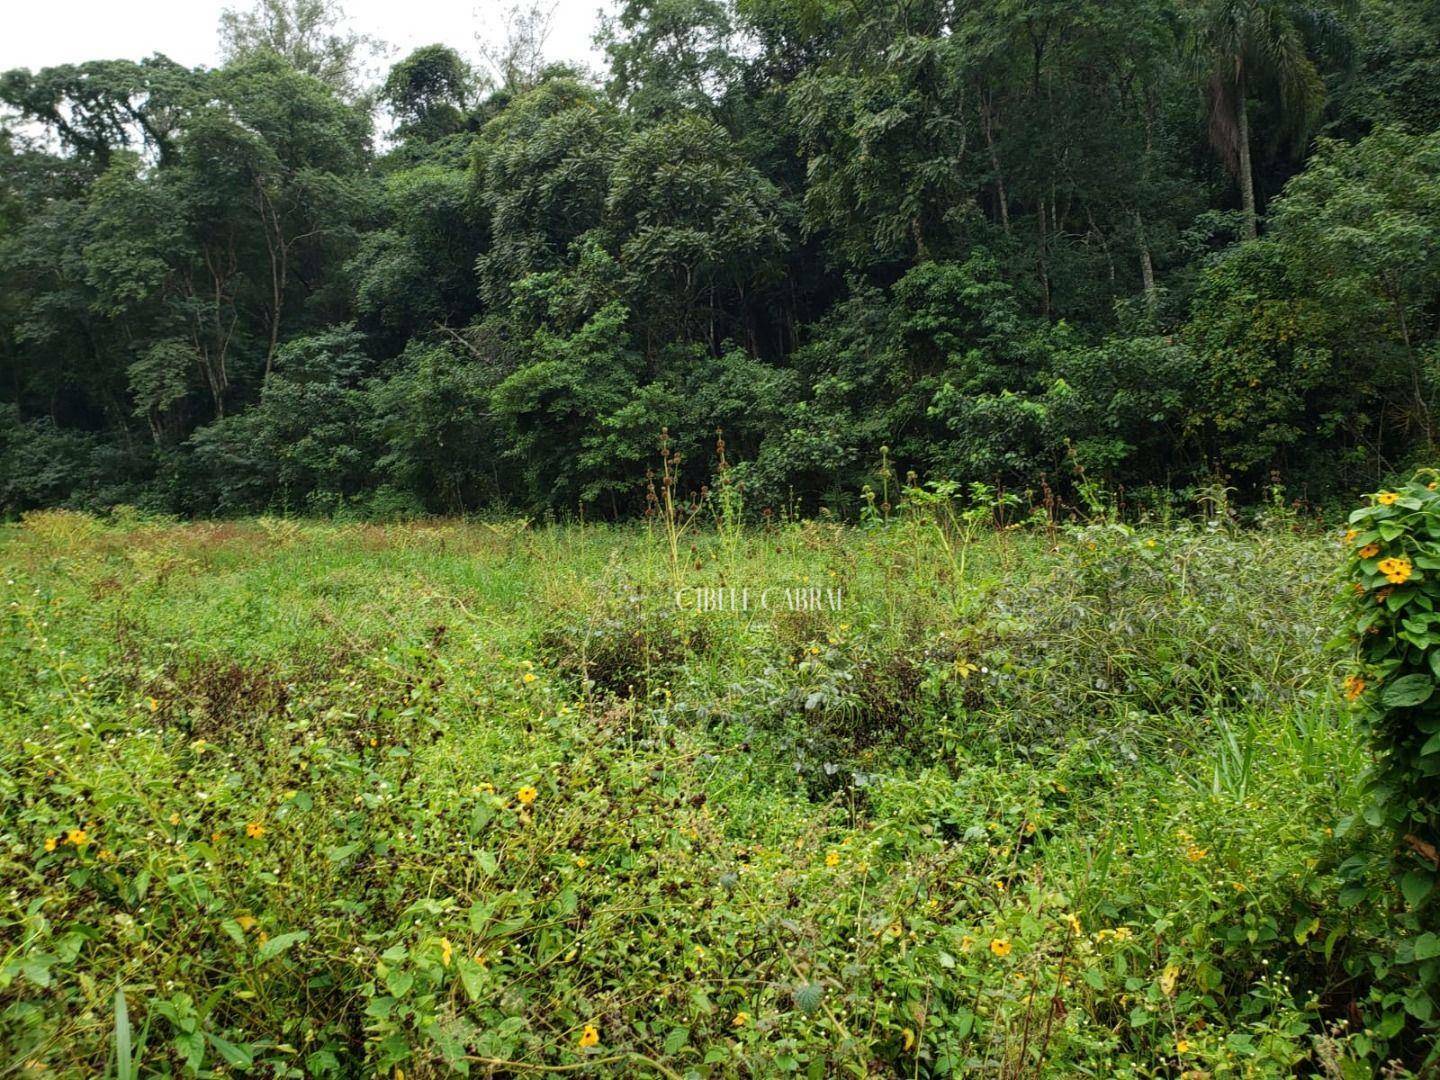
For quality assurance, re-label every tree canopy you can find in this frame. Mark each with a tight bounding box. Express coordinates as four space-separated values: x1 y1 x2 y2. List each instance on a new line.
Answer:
2 0 1438 518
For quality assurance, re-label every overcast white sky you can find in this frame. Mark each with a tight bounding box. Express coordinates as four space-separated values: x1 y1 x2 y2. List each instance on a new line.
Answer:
0 0 610 77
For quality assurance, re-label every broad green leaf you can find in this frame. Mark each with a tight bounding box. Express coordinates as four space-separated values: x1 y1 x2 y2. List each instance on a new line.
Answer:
257 930 310 963
1383 674 1434 708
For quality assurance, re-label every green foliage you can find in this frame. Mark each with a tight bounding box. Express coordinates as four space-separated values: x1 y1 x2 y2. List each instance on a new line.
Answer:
472 79 624 309
601 0 740 119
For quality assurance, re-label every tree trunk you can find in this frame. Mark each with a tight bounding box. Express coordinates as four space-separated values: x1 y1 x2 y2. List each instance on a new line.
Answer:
1236 89 1257 239
980 96 1010 235
1036 200 1052 319
1134 210 1157 314
912 216 930 263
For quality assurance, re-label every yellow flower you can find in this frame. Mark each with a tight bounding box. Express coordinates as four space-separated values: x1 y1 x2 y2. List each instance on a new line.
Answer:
1065 913 1083 935
1358 543 1381 559
902 1027 916 1051
1343 675 1366 701
211 830 223 844
732 1011 749 1028
1345 529 1358 544
147 697 158 711
1186 845 1207 862
44 836 57 852
169 813 181 826
245 822 265 839
1379 556 1413 584
573 856 588 868
825 850 840 868
1176 1038 1191 1054
578 1023 599 1048
66 828 88 847
1377 492 1399 506
99 848 116 862
989 937 1012 958
516 785 538 806
522 672 537 684
440 937 453 967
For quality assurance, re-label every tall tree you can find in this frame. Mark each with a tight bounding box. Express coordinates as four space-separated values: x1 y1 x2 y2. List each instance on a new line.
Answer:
1190 0 1326 238
600 0 740 119
381 44 477 141
476 1 559 92
218 0 385 99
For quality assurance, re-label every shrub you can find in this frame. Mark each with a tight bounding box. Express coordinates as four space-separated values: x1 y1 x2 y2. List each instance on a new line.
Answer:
535 580 710 699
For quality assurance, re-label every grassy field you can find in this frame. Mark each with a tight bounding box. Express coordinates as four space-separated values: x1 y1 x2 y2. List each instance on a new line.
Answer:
0 509 1404 1077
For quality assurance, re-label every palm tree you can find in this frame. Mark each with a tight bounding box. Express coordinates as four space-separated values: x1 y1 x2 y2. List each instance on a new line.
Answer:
1190 0 1326 238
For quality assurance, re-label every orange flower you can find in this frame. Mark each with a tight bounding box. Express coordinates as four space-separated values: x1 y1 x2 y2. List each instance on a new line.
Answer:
578 1023 600 1048
1358 543 1380 559
245 822 265 839
1343 675 1366 701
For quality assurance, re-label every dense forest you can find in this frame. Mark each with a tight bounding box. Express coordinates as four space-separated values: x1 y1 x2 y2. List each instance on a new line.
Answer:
2 0 1438 519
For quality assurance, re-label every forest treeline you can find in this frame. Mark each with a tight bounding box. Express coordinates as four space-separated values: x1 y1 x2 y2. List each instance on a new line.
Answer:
2 0 1438 518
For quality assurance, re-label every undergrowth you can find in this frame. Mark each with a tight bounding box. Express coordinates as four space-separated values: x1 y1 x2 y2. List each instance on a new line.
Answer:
0 507 1413 1077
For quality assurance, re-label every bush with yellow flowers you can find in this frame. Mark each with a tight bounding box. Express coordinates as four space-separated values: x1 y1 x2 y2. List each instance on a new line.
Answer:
1344 476 1440 848
1341 472 1440 1052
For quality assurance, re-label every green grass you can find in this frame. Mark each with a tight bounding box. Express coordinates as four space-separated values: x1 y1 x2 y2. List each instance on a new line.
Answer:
0 510 1405 1077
